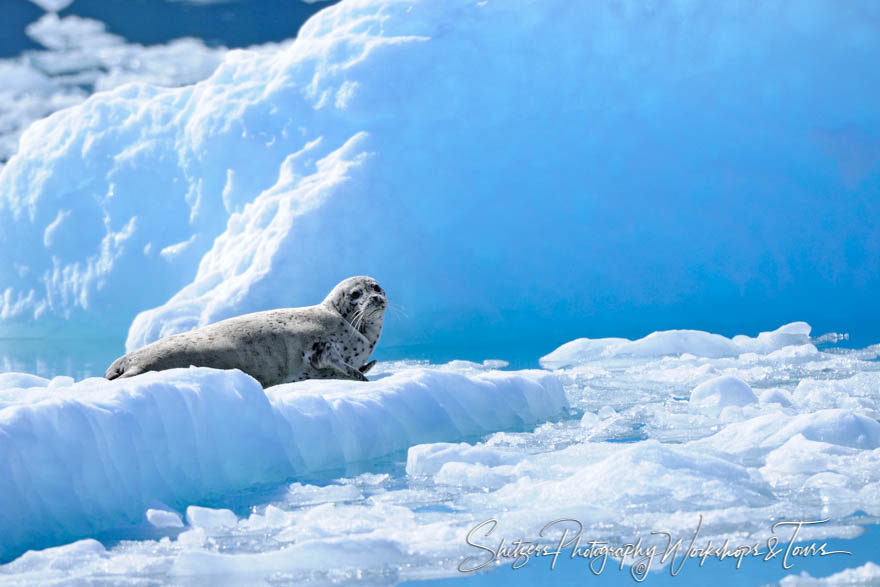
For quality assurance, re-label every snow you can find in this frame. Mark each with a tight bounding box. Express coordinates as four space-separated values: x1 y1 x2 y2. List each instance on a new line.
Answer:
1 0 878 351
0 363 565 561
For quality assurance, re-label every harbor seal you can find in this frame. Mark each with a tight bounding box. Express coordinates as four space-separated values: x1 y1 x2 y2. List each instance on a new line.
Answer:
105 276 387 387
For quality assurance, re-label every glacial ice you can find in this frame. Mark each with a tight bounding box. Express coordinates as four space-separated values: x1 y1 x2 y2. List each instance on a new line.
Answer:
1 0 878 350
0 322 878 584
0 364 565 561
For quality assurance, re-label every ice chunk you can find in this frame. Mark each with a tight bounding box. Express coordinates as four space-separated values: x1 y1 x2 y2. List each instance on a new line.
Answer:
732 322 812 354
406 442 521 476
0 539 106 575
761 434 860 479
696 409 880 456
792 372 880 417
689 375 758 417
538 338 629 369
541 323 816 367
620 330 743 359
433 462 526 489
759 388 794 407
185 506 237 530
146 508 184 528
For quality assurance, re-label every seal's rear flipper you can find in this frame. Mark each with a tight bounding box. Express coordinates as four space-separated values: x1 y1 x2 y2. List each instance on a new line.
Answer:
359 360 377 374
105 356 135 380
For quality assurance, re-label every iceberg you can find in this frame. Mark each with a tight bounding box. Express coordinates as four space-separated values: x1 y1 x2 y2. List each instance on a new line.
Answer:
0 0 877 351
0 364 566 561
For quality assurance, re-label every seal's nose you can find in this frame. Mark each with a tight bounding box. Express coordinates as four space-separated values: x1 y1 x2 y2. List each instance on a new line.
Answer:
368 294 386 307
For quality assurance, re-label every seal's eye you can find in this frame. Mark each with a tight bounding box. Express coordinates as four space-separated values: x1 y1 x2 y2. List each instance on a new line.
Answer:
350 290 362 300
373 284 382 293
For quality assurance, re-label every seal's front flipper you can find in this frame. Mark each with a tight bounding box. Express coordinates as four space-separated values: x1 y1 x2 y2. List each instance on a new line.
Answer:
312 343 368 382
359 360 377 374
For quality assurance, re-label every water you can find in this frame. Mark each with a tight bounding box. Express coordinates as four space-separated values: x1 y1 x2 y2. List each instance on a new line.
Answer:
0 337 124 380
60 0 339 48
0 0 340 59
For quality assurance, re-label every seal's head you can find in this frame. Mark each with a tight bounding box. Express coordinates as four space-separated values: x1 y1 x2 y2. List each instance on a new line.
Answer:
323 276 388 342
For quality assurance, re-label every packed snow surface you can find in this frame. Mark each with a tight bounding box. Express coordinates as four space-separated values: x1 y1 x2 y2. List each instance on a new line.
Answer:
0 363 566 561
0 321 878 583
1 0 878 347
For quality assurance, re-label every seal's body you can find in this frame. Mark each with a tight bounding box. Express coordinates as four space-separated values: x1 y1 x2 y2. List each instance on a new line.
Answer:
105 276 387 387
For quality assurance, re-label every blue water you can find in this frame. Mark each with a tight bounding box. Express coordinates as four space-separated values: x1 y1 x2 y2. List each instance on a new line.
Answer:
0 0 44 57
0 0 341 59
60 0 339 48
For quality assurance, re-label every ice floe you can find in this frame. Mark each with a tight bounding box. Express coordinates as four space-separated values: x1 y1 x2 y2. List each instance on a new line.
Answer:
0 363 565 561
0 322 877 583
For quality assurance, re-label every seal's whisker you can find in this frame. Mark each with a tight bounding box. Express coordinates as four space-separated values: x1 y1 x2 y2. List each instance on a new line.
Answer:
353 309 369 333
388 303 409 319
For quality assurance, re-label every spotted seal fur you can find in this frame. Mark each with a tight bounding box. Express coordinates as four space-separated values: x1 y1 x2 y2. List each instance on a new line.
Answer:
105 276 387 387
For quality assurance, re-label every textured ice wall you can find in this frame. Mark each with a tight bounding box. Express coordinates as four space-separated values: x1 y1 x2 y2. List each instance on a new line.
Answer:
0 366 565 561
1 0 878 346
